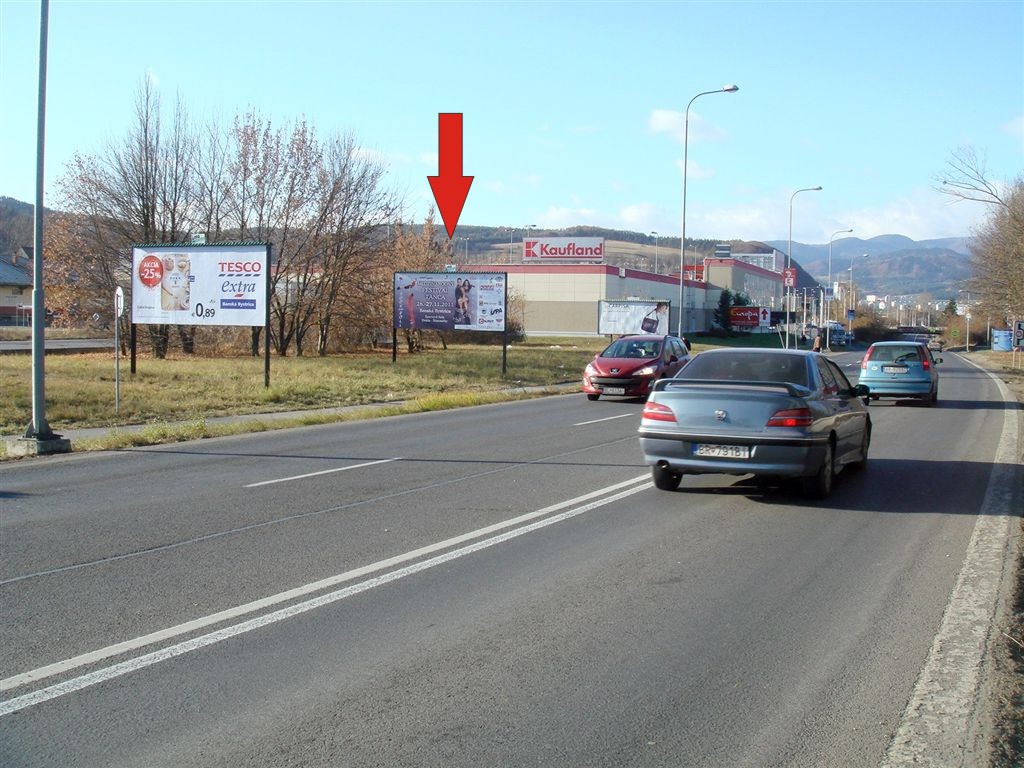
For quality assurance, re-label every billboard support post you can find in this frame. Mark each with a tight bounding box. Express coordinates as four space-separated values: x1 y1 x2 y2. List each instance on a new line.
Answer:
264 243 271 388
502 277 509 377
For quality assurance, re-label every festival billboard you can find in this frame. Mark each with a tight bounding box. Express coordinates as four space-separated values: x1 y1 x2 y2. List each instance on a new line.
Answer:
394 272 506 331
131 244 268 326
598 300 671 335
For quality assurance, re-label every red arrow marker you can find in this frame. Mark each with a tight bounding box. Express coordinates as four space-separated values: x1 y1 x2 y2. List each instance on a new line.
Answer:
428 113 474 240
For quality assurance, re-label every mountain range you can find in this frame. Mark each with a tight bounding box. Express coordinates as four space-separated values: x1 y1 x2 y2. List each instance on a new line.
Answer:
764 235 972 299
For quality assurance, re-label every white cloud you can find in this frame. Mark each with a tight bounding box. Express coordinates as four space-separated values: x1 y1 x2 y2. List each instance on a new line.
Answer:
536 205 599 229
617 202 659 228
1002 115 1024 146
649 109 726 144
689 187 987 244
351 147 389 166
675 158 715 181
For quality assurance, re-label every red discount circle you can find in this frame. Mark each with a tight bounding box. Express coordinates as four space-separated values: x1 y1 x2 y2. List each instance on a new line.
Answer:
137 254 163 288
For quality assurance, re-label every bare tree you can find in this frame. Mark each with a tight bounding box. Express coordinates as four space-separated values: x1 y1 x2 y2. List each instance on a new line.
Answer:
306 135 400 356
937 146 1023 322
224 112 321 356
56 77 198 357
935 146 1008 208
966 179 1024 321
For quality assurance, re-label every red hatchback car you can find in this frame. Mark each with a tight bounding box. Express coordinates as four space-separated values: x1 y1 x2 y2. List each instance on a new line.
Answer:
583 334 692 400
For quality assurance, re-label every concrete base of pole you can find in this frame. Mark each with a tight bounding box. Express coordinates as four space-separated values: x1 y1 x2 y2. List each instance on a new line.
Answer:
5 435 72 457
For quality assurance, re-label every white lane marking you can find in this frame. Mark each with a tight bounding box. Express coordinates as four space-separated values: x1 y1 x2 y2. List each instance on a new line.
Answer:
573 413 637 426
882 359 1021 766
0 474 651 697
0 476 652 715
245 458 400 487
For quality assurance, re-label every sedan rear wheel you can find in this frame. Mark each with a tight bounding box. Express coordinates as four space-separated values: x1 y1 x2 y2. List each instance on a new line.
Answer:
802 441 834 499
652 464 683 491
586 393 600 401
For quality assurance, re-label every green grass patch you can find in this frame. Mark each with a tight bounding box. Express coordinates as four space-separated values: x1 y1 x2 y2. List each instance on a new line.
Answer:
0 341 602 436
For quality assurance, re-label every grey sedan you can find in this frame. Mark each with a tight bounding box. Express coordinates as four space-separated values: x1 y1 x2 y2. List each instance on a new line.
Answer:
638 348 871 498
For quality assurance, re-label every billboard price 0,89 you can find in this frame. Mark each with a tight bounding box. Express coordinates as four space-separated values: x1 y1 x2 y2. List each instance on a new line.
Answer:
394 272 506 332
131 244 268 327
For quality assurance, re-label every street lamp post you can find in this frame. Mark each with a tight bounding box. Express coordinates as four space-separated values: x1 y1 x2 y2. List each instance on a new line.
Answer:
785 185 822 348
650 231 659 273
825 227 852 349
847 253 868 338
507 227 514 263
959 290 971 352
678 84 739 338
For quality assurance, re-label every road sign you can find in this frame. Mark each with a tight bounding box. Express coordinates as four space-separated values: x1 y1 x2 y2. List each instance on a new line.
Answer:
783 268 797 288
114 286 124 318
1014 320 1024 347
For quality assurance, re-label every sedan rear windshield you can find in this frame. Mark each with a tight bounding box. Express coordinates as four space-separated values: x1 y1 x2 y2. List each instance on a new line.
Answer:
676 352 809 388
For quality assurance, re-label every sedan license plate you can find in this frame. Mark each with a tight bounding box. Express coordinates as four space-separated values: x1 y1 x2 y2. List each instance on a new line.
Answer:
694 444 749 459
603 386 626 395
882 365 909 374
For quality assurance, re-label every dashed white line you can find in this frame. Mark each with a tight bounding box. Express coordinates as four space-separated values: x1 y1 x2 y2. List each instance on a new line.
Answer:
573 413 637 426
245 457 400 487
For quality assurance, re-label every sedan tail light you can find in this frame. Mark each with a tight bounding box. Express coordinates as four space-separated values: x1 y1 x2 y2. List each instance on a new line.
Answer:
642 401 677 422
766 408 813 427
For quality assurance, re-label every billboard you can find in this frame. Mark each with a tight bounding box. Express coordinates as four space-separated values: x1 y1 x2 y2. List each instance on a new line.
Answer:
394 272 506 331
131 244 268 326
730 306 770 327
598 300 671 335
523 237 604 262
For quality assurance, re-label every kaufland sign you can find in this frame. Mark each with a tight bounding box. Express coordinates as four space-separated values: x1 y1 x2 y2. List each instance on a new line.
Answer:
523 237 605 262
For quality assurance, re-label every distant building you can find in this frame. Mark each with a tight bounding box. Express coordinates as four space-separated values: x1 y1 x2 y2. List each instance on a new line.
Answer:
460 258 783 336
0 247 33 325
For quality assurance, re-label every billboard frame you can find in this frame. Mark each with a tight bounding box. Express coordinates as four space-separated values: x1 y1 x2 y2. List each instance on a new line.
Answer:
391 270 509 375
129 241 272 387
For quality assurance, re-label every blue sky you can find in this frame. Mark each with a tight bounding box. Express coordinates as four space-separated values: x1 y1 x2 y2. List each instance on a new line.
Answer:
2 0 1022 244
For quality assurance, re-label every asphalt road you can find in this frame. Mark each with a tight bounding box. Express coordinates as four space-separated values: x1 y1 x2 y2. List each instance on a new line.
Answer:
1 351 1019 767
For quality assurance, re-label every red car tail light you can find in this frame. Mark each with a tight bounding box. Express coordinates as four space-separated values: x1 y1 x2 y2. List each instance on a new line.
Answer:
861 347 873 370
642 402 677 422
766 408 813 427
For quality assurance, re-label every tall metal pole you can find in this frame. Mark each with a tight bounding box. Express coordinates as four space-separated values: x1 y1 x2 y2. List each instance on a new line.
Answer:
26 0 54 441
826 227 852 349
785 186 821 348
678 85 738 338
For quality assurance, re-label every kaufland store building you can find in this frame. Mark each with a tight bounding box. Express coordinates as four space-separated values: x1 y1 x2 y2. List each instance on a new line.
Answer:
462 237 786 336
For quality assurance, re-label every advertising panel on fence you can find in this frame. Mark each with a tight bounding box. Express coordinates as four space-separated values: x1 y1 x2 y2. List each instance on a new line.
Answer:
131 244 268 326
394 272 506 331
598 300 671 335
523 237 604 262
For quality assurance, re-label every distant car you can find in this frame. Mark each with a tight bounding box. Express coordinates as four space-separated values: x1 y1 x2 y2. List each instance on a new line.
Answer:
857 341 941 405
638 348 871 498
583 334 691 400
927 337 944 351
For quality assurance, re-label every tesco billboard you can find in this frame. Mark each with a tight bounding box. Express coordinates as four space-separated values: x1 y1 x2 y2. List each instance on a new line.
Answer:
523 237 604 262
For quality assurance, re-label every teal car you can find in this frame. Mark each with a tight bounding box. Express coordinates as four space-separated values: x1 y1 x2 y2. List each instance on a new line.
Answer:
857 341 941 406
